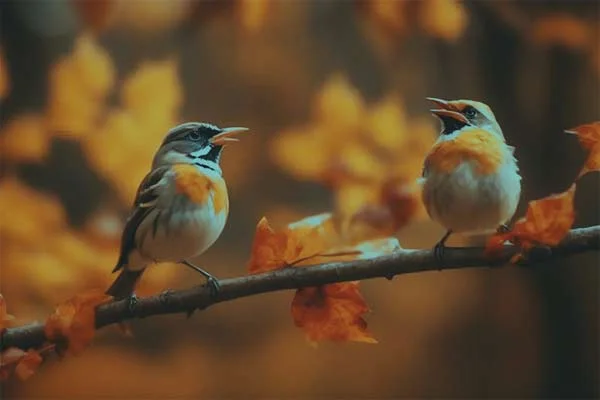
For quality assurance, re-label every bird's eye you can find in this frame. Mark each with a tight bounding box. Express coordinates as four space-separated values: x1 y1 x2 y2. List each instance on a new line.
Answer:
464 107 477 119
188 131 201 141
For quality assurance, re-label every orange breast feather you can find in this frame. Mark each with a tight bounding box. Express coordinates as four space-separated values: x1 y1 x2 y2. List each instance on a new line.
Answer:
426 129 504 175
173 164 228 213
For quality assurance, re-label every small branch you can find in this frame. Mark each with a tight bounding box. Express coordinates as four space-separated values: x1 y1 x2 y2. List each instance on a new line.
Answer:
2 226 599 351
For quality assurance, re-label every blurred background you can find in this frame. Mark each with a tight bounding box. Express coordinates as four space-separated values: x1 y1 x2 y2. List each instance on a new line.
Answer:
0 0 598 398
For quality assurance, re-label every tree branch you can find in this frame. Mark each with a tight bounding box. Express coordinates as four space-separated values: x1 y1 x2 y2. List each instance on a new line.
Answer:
2 226 599 351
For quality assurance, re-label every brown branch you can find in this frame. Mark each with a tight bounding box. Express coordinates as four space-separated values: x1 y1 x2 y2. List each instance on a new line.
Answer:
2 226 599 351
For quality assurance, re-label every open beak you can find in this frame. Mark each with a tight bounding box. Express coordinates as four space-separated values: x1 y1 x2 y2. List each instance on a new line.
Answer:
430 109 469 124
210 127 249 146
426 97 455 111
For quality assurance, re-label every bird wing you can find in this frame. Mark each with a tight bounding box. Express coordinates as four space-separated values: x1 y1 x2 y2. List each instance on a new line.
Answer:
113 166 171 272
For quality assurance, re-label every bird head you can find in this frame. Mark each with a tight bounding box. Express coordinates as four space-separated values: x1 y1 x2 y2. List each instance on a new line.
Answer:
426 98 504 139
152 122 248 171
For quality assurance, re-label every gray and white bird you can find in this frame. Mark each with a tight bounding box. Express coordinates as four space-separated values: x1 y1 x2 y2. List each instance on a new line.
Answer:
106 122 248 300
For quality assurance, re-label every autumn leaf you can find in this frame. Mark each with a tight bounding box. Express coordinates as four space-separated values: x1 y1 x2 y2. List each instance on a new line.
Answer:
419 0 467 42
291 282 377 345
14 350 43 381
531 14 592 51
45 290 112 355
289 238 399 344
46 35 115 137
270 75 434 241
566 122 600 177
486 184 576 255
0 113 50 163
0 294 15 330
0 347 26 381
247 213 339 274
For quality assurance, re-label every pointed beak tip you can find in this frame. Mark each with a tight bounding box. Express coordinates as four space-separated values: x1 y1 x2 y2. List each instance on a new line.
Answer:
426 97 449 107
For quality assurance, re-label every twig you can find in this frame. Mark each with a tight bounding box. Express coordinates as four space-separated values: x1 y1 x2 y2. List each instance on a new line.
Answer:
2 226 599 351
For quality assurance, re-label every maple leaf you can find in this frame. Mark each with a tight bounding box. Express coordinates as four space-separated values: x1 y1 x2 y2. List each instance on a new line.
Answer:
566 122 600 177
44 290 112 355
247 213 340 274
14 350 43 381
0 294 15 330
486 184 576 255
291 282 377 345
247 212 402 273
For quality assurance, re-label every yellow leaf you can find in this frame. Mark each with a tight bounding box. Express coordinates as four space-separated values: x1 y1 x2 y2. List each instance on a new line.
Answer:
315 74 366 135
0 114 50 163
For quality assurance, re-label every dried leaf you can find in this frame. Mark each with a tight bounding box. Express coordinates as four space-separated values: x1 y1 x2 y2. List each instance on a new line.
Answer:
486 184 576 254
45 290 112 355
0 294 15 330
14 350 43 381
566 122 600 177
247 213 338 273
291 282 377 344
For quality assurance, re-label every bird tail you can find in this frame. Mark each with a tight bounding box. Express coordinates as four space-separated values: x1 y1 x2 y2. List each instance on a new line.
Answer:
106 269 145 300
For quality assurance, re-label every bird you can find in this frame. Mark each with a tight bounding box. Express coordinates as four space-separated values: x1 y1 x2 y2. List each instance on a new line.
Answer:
106 122 248 301
420 98 521 260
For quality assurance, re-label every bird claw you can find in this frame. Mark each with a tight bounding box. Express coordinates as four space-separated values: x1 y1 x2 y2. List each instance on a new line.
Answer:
127 294 139 315
433 230 452 270
497 224 511 233
434 242 446 270
159 289 175 306
205 277 221 299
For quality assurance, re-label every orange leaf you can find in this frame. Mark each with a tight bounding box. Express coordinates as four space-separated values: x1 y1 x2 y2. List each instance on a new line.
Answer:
247 213 340 273
14 350 43 381
0 294 15 330
246 217 299 273
44 290 112 355
486 184 576 252
247 213 401 273
0 347 25 381
566 122 600 177
531 14 592 50
291 282 377 344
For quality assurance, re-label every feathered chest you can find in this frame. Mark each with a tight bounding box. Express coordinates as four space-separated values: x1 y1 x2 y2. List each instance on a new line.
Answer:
164 164 229 215
425 129 507 176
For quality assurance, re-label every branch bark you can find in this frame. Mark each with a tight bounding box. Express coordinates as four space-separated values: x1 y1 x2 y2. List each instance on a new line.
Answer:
2 226 599 351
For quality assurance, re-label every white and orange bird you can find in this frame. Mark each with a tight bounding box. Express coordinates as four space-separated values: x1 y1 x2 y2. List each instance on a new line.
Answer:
420 98 521 258
106 122 248 301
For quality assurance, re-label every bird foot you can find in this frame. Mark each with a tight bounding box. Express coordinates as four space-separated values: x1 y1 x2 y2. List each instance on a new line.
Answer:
126 294 139 315
497 224 511 234
205 277 221 299
434 242 447 270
